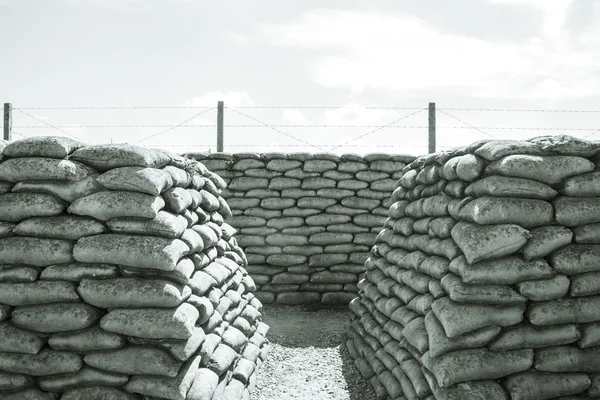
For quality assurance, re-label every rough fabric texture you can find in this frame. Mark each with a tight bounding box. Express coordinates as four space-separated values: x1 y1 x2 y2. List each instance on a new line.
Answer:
0 140 268 400
185 152 415 305
347 135 600 399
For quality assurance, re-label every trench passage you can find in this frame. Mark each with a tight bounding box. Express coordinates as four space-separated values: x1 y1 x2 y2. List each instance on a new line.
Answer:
250 304 376 400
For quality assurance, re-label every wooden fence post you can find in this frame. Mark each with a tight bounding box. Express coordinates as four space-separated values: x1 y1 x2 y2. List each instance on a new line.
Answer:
428 102 436 153
3 103 12 142
217 101 224 152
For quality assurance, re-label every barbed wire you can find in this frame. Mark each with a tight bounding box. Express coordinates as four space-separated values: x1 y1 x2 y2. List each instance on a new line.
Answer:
141 143 427 148
436 109 497 139
12 109 89 143
225 107 327 152
132 107 215 145
439 108 600 113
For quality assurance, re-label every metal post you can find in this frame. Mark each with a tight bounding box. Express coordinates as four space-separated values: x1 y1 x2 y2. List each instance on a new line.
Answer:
217 101 224 152
3 103 12 142
428 102 436 154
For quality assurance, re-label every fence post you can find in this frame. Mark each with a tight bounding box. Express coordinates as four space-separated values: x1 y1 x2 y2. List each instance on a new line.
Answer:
217 101 224 152
428 102 436 153
3 103 12 142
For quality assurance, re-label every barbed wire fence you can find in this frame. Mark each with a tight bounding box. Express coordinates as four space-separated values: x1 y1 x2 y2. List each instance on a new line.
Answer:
4 102 600 155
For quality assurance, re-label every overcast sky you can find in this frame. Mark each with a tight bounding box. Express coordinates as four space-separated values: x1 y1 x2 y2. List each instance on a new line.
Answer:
1 0 599 155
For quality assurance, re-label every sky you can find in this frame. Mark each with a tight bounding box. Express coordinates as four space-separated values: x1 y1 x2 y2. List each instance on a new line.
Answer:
1 0 600 155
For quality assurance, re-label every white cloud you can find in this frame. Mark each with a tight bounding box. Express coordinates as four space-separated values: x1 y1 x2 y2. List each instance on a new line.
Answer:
257 8 600 101
188 91 256 107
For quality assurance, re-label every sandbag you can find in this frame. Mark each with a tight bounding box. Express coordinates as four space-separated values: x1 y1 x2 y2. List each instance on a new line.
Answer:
84 345 181 377
455 154 486 182
555 197 600 227
3 136 84 158
163 165 192 187
561 171 600 197
0 371 34 391
68 191 165 221
441 273 526 304
0 265 39 282
0 193 66 222
535 346 600 372
551 244 600 275
0 348 82 376
527 296 600 325
451 222 530 264
432 296 525 337
48 325 126 352
0 221 14 238
13 215 106 240
474 140 545 160
451 255 555 285
100 303 199 339
78 277 191 308
464 175 557 199
528 134 599 157
422 347 533 388
11 175 104 203
402 317 429 353
504 371 591 400
61 387 138 400
106 211 188 239
571 271 600 297
0 322 46 354
0 157 94 182
574 223 600 243
579 323 600 349
71 144 172 170
457 196 553 228
187 368 219 400
11 302 103 333
74 234 190 271
489 323 580 351
485 155 594 185
425 311 500 358
522 226 573 260
422 367 508 400
0 237 74 266
163 187 194 214
516 275 570 301
0 281 79 306
40 263 119 282
37 366 129 392
97 166 173 195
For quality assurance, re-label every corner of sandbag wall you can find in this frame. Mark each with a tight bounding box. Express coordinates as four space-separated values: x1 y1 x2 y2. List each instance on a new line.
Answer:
0 137 269 400
347 135 600 400
184 151 416 306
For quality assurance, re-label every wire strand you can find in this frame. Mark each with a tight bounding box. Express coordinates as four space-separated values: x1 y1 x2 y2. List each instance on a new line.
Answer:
132 107 215 145
436 109 497 139
12 109 89 143
439 107 600 113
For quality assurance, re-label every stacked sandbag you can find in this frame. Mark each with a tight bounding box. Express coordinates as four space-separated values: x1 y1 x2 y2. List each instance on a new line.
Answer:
184 152 415 306
347 135 600 400
0 136 268 400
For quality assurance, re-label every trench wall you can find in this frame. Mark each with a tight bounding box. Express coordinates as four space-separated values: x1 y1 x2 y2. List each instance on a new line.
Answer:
185 152 416 306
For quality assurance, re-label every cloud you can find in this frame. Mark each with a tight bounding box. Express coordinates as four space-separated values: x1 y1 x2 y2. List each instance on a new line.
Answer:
281 109 309 124
256 8 600 101
188 91 256 108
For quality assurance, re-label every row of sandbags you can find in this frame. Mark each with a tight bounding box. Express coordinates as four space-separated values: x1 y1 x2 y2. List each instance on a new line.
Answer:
185 152 415 305
347 135 600 400
0 137 268 400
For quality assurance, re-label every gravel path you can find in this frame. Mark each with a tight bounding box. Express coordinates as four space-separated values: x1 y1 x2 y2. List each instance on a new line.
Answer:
250 304 377 400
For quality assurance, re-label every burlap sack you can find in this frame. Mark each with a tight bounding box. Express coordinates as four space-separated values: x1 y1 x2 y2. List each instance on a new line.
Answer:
96 166 173 195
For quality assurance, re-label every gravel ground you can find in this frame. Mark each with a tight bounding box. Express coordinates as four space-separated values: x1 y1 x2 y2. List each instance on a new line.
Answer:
250 303 377 400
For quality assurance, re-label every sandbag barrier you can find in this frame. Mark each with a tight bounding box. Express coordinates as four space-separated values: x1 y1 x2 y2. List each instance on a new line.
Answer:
184 152 416 306
347 135 600 400
0 137 269 400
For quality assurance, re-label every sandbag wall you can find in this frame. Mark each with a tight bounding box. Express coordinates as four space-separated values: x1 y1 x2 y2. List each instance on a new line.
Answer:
185 152 415 305
0 137 268 400
347 135 600 400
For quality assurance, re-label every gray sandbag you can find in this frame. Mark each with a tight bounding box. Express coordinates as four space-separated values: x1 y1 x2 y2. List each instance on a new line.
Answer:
0 305 10 321
571 271 600 297
78 277 191 308
441 273 526 304
61 386 138 400
574 223 600 243
206 343 238 376
187 368 219 400
451 221 530 264
128 326 205 362
0 348 82 376
528 134 599 157
97 166 173 195
120 258 194 286
485 154 594 185
455 154 486 182
551 244 600 275
579 323 600 349
3 136 84 158
428 217 456 239
107 211 188 239
0 281 79 306
0 265 39 283
535 345 600 372
124 355 200 399
68 191 165 220
163 187 193 213
422 347 533 387
0 193 66 222
40 263 119 282
561 171 600 197
555 197 600 227
422 367 508 400
163 165 192 187
457 196 553 228
13 215 106 240
0 221 14 238
11 302 103 333
402 316 429 353
3 388 60 400
464 175 557 199
504 371 591 400
71 144 172 170
451 255 555 285
73 234 190 271
522 226 573 260
489 323 580 351
0 157 94 182
84 345 181 376
425 311 500 358
233 359 256 384
38 366 129 392
100 302 199 339
474 140 545 161
516 275 570 301
11 174 104 203
527 296 600 325
0 371 34 391
0 322 46 354
48 325 125 352
432 296 525 337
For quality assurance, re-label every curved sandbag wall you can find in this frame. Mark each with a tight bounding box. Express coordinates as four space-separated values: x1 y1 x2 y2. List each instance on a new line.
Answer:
347 135 600 400
185 152 415 305
0 137 268 400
